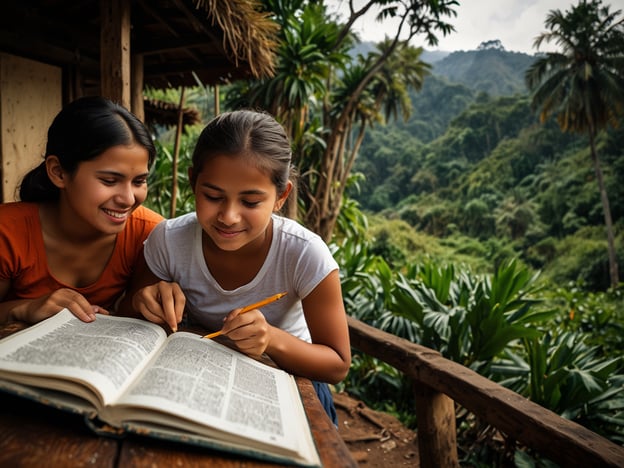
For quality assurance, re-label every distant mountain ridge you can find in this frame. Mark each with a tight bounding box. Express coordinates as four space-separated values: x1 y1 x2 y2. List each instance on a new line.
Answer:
433 48 537 96
356 40 538 97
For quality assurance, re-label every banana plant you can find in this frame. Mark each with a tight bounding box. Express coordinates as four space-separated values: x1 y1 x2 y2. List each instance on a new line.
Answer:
523 331 624 443
387 259 556 369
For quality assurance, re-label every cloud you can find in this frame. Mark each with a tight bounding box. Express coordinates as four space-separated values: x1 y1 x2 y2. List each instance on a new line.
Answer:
327 0 575 54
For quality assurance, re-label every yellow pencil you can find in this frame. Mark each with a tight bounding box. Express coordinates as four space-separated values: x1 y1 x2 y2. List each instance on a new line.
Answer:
202 292 288 339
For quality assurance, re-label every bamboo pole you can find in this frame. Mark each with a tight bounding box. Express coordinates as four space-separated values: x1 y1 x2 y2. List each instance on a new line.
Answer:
170 87 185 218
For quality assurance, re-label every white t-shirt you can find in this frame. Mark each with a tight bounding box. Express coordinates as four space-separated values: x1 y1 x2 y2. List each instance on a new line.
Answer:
143 213 339 342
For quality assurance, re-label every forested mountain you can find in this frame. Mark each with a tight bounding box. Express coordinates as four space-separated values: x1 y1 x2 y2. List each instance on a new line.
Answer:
432 40 537 96
351 46 624 291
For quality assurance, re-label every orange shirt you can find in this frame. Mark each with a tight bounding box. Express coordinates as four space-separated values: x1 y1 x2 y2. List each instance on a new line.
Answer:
0 202 164 309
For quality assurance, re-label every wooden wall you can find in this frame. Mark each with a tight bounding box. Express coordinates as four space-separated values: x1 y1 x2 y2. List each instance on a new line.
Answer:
0 53 62 202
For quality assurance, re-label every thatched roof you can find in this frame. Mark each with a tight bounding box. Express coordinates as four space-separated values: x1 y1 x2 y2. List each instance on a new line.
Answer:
199 0 278 80
144 98 201 130
0 0 279 89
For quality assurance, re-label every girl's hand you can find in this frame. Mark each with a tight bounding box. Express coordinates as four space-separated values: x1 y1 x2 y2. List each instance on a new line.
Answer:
23 288 105 324
221 308 271 358
132 281 185 332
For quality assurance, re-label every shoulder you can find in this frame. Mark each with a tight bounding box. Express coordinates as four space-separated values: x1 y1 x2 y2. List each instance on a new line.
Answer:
0 203 40 259
273 215 322 242
272 215 334 258
120 206 164 244
147 212 198 242
0 201 38 219
160 212 197 231
129 205 165 228
0 202 38 233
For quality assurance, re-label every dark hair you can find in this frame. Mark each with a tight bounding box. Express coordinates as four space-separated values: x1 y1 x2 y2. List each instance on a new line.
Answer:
19 96 156 202
190 110 293 194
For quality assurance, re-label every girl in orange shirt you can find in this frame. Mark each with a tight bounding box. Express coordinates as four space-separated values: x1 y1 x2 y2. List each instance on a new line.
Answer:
0 96 163 325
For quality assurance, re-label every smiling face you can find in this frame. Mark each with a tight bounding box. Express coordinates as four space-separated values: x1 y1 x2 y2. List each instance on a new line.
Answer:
49 143 150 237
192 154 290 253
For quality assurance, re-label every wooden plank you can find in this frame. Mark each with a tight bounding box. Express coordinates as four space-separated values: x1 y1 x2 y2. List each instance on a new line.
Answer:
348 316 624 468
296 377 358 468
0 392 117 467
0 53 61 202
118 437 280 467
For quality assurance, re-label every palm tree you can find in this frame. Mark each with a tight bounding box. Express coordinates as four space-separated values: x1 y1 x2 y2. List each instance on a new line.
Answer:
226 0 457 240
525 0 624 289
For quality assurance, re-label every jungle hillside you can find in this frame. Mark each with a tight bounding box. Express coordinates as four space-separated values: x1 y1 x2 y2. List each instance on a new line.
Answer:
351 40 624 292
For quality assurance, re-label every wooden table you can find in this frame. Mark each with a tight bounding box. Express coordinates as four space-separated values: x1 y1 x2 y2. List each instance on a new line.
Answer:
0 321 356 467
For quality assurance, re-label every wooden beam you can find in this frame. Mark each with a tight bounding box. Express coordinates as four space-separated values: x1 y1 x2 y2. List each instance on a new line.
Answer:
133 36 221 56
134 0 203 64
100 0 130 108
347 316 624 468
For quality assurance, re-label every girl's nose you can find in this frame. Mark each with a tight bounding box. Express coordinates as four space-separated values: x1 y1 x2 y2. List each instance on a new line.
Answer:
218 202 240 225
115 183 137 206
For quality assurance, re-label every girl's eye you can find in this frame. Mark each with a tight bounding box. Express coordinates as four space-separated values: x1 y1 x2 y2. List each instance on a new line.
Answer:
133 178 148 187
100 178 117 186
203 194 222 202
242 200 261 208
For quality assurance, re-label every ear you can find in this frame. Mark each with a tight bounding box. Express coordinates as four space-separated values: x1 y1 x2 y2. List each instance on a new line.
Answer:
274 181 293 212
45 155 66 188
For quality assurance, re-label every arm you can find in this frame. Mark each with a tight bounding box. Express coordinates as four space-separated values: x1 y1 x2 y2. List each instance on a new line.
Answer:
0 278 101 325
220 270 351 384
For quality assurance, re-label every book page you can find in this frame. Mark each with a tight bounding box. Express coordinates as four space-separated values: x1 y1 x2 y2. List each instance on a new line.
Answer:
105 333 313 456
0 309 167 407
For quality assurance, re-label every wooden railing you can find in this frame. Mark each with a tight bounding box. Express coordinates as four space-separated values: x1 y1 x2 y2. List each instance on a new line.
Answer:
347 316 624 468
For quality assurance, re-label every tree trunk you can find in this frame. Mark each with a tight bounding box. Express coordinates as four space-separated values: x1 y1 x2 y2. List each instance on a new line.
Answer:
170 87 185 218
588 131 619 288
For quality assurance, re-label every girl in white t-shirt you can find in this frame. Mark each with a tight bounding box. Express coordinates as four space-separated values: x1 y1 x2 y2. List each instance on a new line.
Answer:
130 110 351 424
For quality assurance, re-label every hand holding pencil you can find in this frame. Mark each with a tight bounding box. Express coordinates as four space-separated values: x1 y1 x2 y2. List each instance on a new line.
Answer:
203 292 287 339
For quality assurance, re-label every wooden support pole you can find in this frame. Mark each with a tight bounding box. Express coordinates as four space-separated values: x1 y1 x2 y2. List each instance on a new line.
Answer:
100 0 131 108
414 382 459 468
131 54 144 122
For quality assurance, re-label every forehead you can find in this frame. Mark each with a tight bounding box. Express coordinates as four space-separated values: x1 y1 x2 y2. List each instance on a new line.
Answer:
196 155 274 187
77 144 150 173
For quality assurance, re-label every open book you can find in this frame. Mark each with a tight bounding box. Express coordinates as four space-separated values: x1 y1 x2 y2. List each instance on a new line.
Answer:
0 309 321 467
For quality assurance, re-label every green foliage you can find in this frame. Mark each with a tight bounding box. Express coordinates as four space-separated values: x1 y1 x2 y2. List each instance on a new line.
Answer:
144 126 201 217
525 0 624 288
335 231 624 447
388 260 552 369
540 228 624 291
352 79 624 291
525 0 624 134
543 284 624 357
523 331 621 413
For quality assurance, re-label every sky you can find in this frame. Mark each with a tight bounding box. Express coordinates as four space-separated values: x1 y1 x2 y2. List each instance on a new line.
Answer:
326 0 583 54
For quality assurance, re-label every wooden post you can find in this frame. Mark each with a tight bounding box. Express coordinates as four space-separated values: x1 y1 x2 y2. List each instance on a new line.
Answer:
131 54 144 122
100 0 131 108
414 382 459 468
